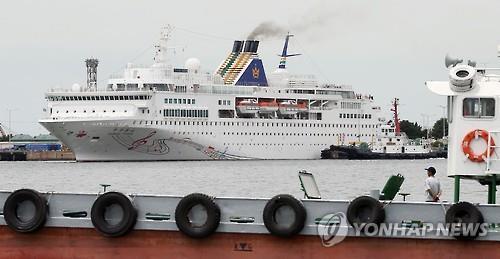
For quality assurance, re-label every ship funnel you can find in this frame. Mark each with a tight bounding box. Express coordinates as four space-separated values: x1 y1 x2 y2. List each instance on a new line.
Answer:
85 58 99 91
243 40 259 53
251 40 259 53
232 40 244 53
244 40 254 52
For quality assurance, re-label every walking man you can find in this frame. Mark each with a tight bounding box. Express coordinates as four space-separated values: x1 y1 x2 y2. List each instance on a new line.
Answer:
425 167 441 202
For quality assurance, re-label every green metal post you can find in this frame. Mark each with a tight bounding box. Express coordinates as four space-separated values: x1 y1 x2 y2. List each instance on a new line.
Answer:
454 176 460 203
492 175 497 204
488 181 492 204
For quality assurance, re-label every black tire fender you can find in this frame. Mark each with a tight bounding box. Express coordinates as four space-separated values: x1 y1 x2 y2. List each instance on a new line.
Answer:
91 192 137 237
3 189 48 233
175 193 221 238
263 194 307 237
346 196 385 231
445 201 484 240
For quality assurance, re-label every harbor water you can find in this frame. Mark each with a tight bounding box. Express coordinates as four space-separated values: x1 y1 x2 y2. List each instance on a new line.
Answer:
0 159 493 203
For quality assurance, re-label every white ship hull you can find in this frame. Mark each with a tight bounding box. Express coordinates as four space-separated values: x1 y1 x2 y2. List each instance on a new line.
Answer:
40 118 355 161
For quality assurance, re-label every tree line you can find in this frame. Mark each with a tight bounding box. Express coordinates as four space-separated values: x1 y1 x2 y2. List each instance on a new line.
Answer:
400 118 448 139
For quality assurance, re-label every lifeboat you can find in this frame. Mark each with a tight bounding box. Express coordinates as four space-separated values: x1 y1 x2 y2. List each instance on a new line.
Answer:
259 100 279 113
297 101 308 112
278 100 299 115
236 99 259 114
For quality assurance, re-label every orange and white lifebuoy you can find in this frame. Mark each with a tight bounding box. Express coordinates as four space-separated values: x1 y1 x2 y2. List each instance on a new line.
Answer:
462 129 495 162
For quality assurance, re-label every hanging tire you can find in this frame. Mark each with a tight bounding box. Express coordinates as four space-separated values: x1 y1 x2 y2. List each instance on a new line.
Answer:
91 192 137 237
3 189 48 233
262 194 307 238
445 202 484 240
175 193 221 238
346 196 385 232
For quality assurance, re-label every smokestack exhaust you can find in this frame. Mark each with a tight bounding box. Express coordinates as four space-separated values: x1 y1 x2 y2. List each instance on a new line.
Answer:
251 40 259 53
232 40 243 53
243 40 259 53
244 40 254 52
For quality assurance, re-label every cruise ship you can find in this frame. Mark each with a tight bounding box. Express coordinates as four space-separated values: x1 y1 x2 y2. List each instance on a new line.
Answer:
39 28 383 161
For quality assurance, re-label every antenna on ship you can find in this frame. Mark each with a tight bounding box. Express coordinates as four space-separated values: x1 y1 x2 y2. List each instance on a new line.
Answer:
85 58 99 91
0 123 6 139
278 33 301 69
391 98 401 136
154 25 173 64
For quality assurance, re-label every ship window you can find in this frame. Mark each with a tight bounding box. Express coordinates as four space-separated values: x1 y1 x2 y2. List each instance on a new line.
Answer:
463 98 495 118
192 99 196 104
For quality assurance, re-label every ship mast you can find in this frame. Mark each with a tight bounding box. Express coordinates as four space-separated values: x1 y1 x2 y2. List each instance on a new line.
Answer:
277 33 301 69
154 25 173 64
85 58 98 91
391 98 401 135
0 123 5 138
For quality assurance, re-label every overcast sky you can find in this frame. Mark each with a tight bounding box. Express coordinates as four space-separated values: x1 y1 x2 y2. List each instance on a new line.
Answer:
1 0 500 135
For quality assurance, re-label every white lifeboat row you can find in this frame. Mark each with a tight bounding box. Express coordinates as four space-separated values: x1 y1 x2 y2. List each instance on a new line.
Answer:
236 99 308 115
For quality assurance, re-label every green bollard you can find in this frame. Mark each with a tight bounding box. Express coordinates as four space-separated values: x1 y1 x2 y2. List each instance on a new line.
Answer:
454 176 460 203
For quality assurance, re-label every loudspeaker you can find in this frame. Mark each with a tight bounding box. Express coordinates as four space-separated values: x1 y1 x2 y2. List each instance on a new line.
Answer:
445 54 463 68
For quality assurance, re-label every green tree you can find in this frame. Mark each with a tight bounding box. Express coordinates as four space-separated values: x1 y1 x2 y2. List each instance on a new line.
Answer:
431 118 448 139
359 142 370 152
399 120 425 139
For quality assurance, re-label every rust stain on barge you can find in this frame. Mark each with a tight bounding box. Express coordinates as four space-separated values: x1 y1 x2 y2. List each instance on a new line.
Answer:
0 226 499 259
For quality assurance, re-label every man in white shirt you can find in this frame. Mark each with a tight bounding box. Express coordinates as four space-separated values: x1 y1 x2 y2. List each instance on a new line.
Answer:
425 167 441 202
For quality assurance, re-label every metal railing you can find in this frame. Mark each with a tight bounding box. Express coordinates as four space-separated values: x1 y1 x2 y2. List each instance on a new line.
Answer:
486 130 500 173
